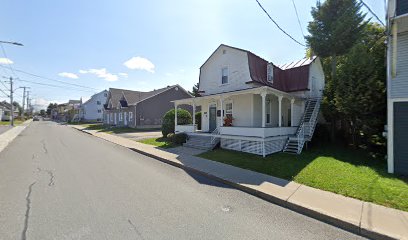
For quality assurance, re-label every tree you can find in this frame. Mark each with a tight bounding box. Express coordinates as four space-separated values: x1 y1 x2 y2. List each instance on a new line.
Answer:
12 101 22 116
46 103 58 116
39 109 46 116
306 0 367 82
189 83 200 97
306 0 367 140
333 23 386 149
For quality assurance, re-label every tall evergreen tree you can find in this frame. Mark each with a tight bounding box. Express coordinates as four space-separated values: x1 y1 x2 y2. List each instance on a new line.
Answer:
306 0 367 141
189 83 200 97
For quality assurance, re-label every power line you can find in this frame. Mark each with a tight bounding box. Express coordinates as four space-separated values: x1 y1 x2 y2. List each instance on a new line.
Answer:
0 66 100 91
0 43 19 79
255 0 306 47
291 0 305 37
359 0 385 26
14 78 96 93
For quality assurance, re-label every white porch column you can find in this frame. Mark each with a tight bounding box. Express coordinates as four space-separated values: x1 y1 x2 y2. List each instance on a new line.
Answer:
220 96 223 127
174 104 178 126
291 99 295 127
261 92 267 128
278 96 283 127
192 101 196 132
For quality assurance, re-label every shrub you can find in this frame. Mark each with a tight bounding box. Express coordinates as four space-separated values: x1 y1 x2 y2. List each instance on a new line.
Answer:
171 133 188 144
161 109 192 137
195 112 202 130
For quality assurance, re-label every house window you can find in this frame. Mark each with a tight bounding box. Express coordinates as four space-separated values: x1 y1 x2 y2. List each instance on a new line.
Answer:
266 114 270 124
97 101 101 105
129 112 133 120
104 93 107 97
119 112 122 121
225 102 233 118
221 67 228 84
97 109 102 113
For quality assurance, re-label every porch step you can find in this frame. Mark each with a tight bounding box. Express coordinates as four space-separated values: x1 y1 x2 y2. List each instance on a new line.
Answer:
183 135 219 150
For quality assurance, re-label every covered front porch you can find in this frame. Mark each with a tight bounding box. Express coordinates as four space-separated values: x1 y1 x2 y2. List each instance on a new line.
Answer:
174 86 305 139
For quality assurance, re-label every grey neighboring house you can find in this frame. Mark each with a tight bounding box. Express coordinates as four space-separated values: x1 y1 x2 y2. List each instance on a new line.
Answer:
0 101 19 121
103 85 192 128
387 0 408 175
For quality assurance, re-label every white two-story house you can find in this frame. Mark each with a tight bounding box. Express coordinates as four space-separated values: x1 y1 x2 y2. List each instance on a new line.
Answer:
80 90 108 122
174 44 325 156
386 0 408 175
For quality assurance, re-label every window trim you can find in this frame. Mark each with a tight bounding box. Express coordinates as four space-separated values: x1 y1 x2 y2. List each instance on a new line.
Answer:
221 67 229 85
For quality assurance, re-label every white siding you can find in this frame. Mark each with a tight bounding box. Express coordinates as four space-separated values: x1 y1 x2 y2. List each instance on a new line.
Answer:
82 90 108 121
252 95 262 127
391 32 408 98
199 46 252 96
308 58 325 97
225 94 253 127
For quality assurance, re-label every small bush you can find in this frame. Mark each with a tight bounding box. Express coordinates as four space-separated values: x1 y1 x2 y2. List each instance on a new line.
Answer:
161 109 192 137
195 112 202 130
171 133 188 144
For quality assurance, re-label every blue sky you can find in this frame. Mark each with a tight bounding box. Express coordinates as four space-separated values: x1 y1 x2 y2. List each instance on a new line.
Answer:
0 0 386 109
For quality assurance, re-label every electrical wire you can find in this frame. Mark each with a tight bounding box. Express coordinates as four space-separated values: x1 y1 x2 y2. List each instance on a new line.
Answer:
360 0 385 26
14 78 96 93
291 0 305 37
0 65 100 91
0 43 19 79
255 0 306 47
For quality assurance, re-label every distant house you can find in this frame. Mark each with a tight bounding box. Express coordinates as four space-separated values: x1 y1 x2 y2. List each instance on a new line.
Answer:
55 99 82 122
0 101 19 121
103 85 192 128
386 0 408 175
173 44 325 156
80 90 108 122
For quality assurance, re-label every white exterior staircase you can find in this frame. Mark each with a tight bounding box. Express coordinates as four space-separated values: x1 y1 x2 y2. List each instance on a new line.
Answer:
183 127 220 150
283 97 321 154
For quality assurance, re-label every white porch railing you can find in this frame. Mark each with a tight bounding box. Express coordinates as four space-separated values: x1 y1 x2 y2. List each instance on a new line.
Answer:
220 126 297 138
175 124 197 133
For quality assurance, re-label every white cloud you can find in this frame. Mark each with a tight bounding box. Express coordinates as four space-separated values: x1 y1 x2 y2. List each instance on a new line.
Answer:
0 58 13 65
79 68 118 81
58 72 79 79
123 57 155 73
119 72 128 78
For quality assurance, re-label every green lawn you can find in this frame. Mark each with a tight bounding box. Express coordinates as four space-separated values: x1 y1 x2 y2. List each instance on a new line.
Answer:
198 147 408 211
0 120 24 125
138 137 178 149
70 123 160 134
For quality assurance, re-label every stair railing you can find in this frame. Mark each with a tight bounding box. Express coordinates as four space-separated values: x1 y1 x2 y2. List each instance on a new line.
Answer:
211 127 220 144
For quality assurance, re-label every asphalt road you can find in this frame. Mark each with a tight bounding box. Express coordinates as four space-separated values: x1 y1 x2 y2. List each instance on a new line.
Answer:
0 121 366 240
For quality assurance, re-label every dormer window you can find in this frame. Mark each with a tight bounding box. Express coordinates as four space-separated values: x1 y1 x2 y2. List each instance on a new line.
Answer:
221 67 228 84
267 63 274 83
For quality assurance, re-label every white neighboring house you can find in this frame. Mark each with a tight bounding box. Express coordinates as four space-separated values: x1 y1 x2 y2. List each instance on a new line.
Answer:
174 44 325 156
386 0 408 174
80 90 108 122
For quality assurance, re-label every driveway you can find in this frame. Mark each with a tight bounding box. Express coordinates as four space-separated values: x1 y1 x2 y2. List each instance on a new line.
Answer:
115 130 162 141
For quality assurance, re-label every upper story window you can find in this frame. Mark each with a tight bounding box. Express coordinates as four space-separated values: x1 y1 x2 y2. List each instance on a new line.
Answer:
397 0 408 16
97 101 101 105
221 67 228 84
267 63 273 83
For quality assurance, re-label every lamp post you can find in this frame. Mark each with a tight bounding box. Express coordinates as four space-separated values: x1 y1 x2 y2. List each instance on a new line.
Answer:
0 41 24 46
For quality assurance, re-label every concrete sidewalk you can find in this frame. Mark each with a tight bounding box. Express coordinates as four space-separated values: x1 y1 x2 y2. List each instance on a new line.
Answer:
71 125 408 240
0 119 32 153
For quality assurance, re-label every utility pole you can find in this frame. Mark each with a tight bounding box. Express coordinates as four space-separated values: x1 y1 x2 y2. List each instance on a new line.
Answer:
9 77 14 126
26 91 30 116
21 86 29 117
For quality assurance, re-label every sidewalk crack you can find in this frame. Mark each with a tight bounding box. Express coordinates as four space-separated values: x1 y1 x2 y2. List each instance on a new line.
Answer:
41 140 48 154
127 219 145 240
21 182 36 240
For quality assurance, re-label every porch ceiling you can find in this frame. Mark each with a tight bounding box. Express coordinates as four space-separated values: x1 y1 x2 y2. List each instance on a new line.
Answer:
173 86 303 105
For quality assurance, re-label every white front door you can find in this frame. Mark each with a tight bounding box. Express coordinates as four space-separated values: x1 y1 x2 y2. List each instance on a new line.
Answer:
124 112 128 126
114 113 117 125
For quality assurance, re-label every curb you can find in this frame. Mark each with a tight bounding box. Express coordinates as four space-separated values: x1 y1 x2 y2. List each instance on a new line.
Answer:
72 126 399 240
